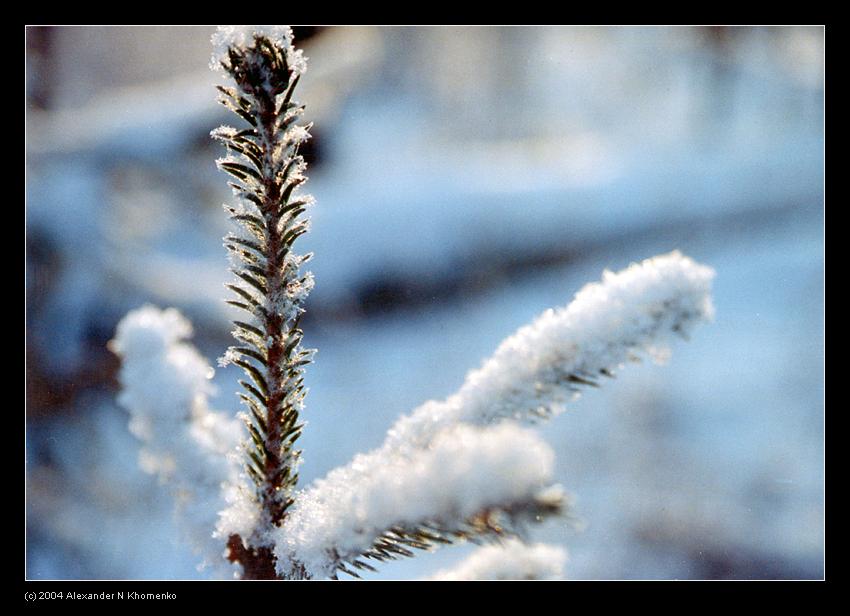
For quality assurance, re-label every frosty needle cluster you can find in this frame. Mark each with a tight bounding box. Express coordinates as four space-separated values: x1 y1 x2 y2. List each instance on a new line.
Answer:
208 25 317 578
110 26 716 581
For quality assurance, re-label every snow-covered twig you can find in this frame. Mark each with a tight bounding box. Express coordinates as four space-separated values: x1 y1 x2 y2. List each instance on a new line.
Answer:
269 251 714 578
210 25 316 578
273 423 564 578
109 305 240 570
388 251 715 450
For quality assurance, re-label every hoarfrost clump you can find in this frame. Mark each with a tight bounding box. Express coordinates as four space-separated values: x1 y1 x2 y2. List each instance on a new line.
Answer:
215 471 263 547
210 25 307 75
428 539 567 580
273 423 558 577
109 305 241 569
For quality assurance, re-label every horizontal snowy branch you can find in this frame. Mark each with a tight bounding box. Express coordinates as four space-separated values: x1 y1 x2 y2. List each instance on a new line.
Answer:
427 539 567 580
388 250 715 450
110 305 241 569
272 423 561 578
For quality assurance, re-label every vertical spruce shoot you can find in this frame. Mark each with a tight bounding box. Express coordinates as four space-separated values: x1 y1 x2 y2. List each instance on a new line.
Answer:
212 27 314 579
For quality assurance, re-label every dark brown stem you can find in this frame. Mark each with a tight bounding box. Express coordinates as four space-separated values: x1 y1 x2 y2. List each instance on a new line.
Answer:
227 534 277 579
257 92 288 528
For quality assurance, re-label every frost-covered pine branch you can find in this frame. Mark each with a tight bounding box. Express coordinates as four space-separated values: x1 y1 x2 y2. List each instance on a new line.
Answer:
272 423 565 578
208 26 315 579
388 250 716 449
269 251 714 579
110 26 716 581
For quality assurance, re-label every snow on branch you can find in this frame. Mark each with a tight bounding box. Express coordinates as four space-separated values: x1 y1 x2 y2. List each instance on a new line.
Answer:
270 251 713 578
388 250 716 450
109 305 240 569
272 423 563 578
427 539 567 580
209 26 316 577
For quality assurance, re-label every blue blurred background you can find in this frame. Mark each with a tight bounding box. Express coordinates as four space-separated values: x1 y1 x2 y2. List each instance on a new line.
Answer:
25 26 824 580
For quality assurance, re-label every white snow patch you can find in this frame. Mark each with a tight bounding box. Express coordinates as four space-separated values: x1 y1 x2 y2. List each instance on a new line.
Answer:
110 305 242 568
427 539 567 580
273 423 556 578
